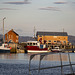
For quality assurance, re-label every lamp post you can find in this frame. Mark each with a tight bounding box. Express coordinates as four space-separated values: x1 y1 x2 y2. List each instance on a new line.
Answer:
3 17 6 43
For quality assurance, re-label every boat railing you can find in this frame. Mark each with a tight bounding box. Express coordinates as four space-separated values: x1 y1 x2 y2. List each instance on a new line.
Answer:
29 49 75 75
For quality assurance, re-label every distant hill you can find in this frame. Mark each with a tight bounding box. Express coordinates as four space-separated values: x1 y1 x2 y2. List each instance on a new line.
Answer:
19 35 75 45
0 34 3 39
0 34 75 45
68 35 75 45
19 36 36 43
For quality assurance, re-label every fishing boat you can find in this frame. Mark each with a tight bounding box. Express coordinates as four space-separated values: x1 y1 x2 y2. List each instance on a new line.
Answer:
0 43 11 53
51 47 63 52
26 41 49 53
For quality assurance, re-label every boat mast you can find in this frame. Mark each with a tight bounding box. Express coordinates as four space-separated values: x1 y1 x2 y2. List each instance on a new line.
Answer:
34 26 36 39
3 17 6 43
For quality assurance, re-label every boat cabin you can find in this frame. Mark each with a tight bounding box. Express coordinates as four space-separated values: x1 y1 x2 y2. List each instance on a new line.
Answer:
26 41 47 49
27 41 40 46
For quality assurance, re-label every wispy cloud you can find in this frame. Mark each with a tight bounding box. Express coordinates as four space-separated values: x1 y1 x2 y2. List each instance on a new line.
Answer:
72 2 75 4
54 1 67 4
3 0 31 5
39 7 60 11
0 8 17 10
16 29 23 32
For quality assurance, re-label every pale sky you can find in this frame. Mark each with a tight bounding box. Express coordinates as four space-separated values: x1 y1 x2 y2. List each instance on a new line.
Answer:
0 0 75 36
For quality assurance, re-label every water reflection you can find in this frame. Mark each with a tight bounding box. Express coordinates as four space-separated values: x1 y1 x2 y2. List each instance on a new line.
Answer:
0 53 29 60
29 53 68 61
0 53 75 62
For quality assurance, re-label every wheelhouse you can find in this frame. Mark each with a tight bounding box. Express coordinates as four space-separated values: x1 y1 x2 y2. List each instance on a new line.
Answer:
27 41 40 46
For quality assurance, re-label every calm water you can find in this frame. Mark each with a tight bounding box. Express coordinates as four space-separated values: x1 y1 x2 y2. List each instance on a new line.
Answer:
0 53 75 75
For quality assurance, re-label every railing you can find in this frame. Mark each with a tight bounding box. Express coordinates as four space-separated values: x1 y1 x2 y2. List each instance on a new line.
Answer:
29 49 75 75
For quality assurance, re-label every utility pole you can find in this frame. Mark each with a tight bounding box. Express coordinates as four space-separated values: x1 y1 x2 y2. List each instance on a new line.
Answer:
34 26 36 39
63 28 64 32
3 17 6 43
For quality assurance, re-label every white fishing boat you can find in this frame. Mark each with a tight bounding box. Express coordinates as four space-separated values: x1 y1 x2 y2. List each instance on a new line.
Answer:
0 43 11 53
51 47 63 52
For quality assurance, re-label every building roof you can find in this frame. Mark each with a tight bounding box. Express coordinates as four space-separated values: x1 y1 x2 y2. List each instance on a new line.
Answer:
5 29 19 36
36 31 68 36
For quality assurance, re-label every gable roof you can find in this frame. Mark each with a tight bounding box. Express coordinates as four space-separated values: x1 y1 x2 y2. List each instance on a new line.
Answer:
36 31 68 36
5 29 19 36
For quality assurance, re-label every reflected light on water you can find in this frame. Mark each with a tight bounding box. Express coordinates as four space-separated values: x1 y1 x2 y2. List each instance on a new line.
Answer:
0 53 75 62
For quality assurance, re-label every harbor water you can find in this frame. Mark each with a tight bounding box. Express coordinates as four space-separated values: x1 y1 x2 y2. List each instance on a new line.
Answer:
0 53 75 75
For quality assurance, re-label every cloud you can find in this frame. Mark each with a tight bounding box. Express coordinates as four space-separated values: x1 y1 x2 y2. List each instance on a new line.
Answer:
72 2 75 4
54 1 67 4
15 29 23 32
0 8 17 10
39 7 60 11
3 0 31 5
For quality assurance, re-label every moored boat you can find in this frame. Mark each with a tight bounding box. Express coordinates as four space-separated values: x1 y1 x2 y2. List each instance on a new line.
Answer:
51 47 63 52
26 41 49 53
0 43 11 53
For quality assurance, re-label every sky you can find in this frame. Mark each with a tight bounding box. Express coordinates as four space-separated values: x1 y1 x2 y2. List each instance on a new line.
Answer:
0 0 75 36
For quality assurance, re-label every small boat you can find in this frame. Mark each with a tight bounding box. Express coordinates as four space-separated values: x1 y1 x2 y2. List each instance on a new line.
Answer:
0 43 11 53
51 47 63 52
26 41 49 53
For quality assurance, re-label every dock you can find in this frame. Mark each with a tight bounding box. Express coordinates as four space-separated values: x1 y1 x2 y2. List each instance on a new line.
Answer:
29 49 75 75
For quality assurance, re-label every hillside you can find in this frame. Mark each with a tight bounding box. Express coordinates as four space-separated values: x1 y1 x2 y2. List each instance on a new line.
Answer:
68 35 75 45
19 35 75 45
19 36 36 43
0 34 75 45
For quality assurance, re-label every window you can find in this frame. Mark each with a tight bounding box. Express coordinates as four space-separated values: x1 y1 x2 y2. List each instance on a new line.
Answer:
64 38 65 39
16 40 18 42
48 43 51 45
16 36 18 39
54 41 56 42
33 43 35 45
30 43 32 46
63 41 66 43
49 40 51 42
35 43 37 45
27 43 29 45
9 35 10 38
39 35 42 37
54 36 57 38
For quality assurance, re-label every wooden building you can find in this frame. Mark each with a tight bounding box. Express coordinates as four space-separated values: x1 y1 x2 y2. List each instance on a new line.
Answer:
36 31 69 46
5 29 19 43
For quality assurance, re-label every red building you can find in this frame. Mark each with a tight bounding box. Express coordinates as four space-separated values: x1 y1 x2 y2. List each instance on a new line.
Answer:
5 29 19 43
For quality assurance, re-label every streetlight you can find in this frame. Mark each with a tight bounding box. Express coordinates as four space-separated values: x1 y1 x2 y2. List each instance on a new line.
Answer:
3 17 6 43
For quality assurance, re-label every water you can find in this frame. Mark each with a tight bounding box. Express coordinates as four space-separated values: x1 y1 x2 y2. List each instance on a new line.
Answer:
0 53 75 75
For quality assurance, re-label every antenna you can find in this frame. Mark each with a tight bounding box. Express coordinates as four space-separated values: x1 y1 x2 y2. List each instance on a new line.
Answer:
34 26 36 39
63 28 64 32
25 0 28 2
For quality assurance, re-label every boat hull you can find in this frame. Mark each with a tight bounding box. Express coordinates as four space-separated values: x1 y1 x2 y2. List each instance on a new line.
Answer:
28 50 49 53
0 49 10 53
51 49 62 52
27 46 49 53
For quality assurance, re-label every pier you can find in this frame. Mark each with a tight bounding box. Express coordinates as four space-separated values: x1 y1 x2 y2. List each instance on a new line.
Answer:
29 49 75 75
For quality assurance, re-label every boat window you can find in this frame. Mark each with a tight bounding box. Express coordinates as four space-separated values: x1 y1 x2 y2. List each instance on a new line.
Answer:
55 48 58 49
27 43 29 45
33 43 35 45
30 43 32 46
36 43 37 45
4 45 7 47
